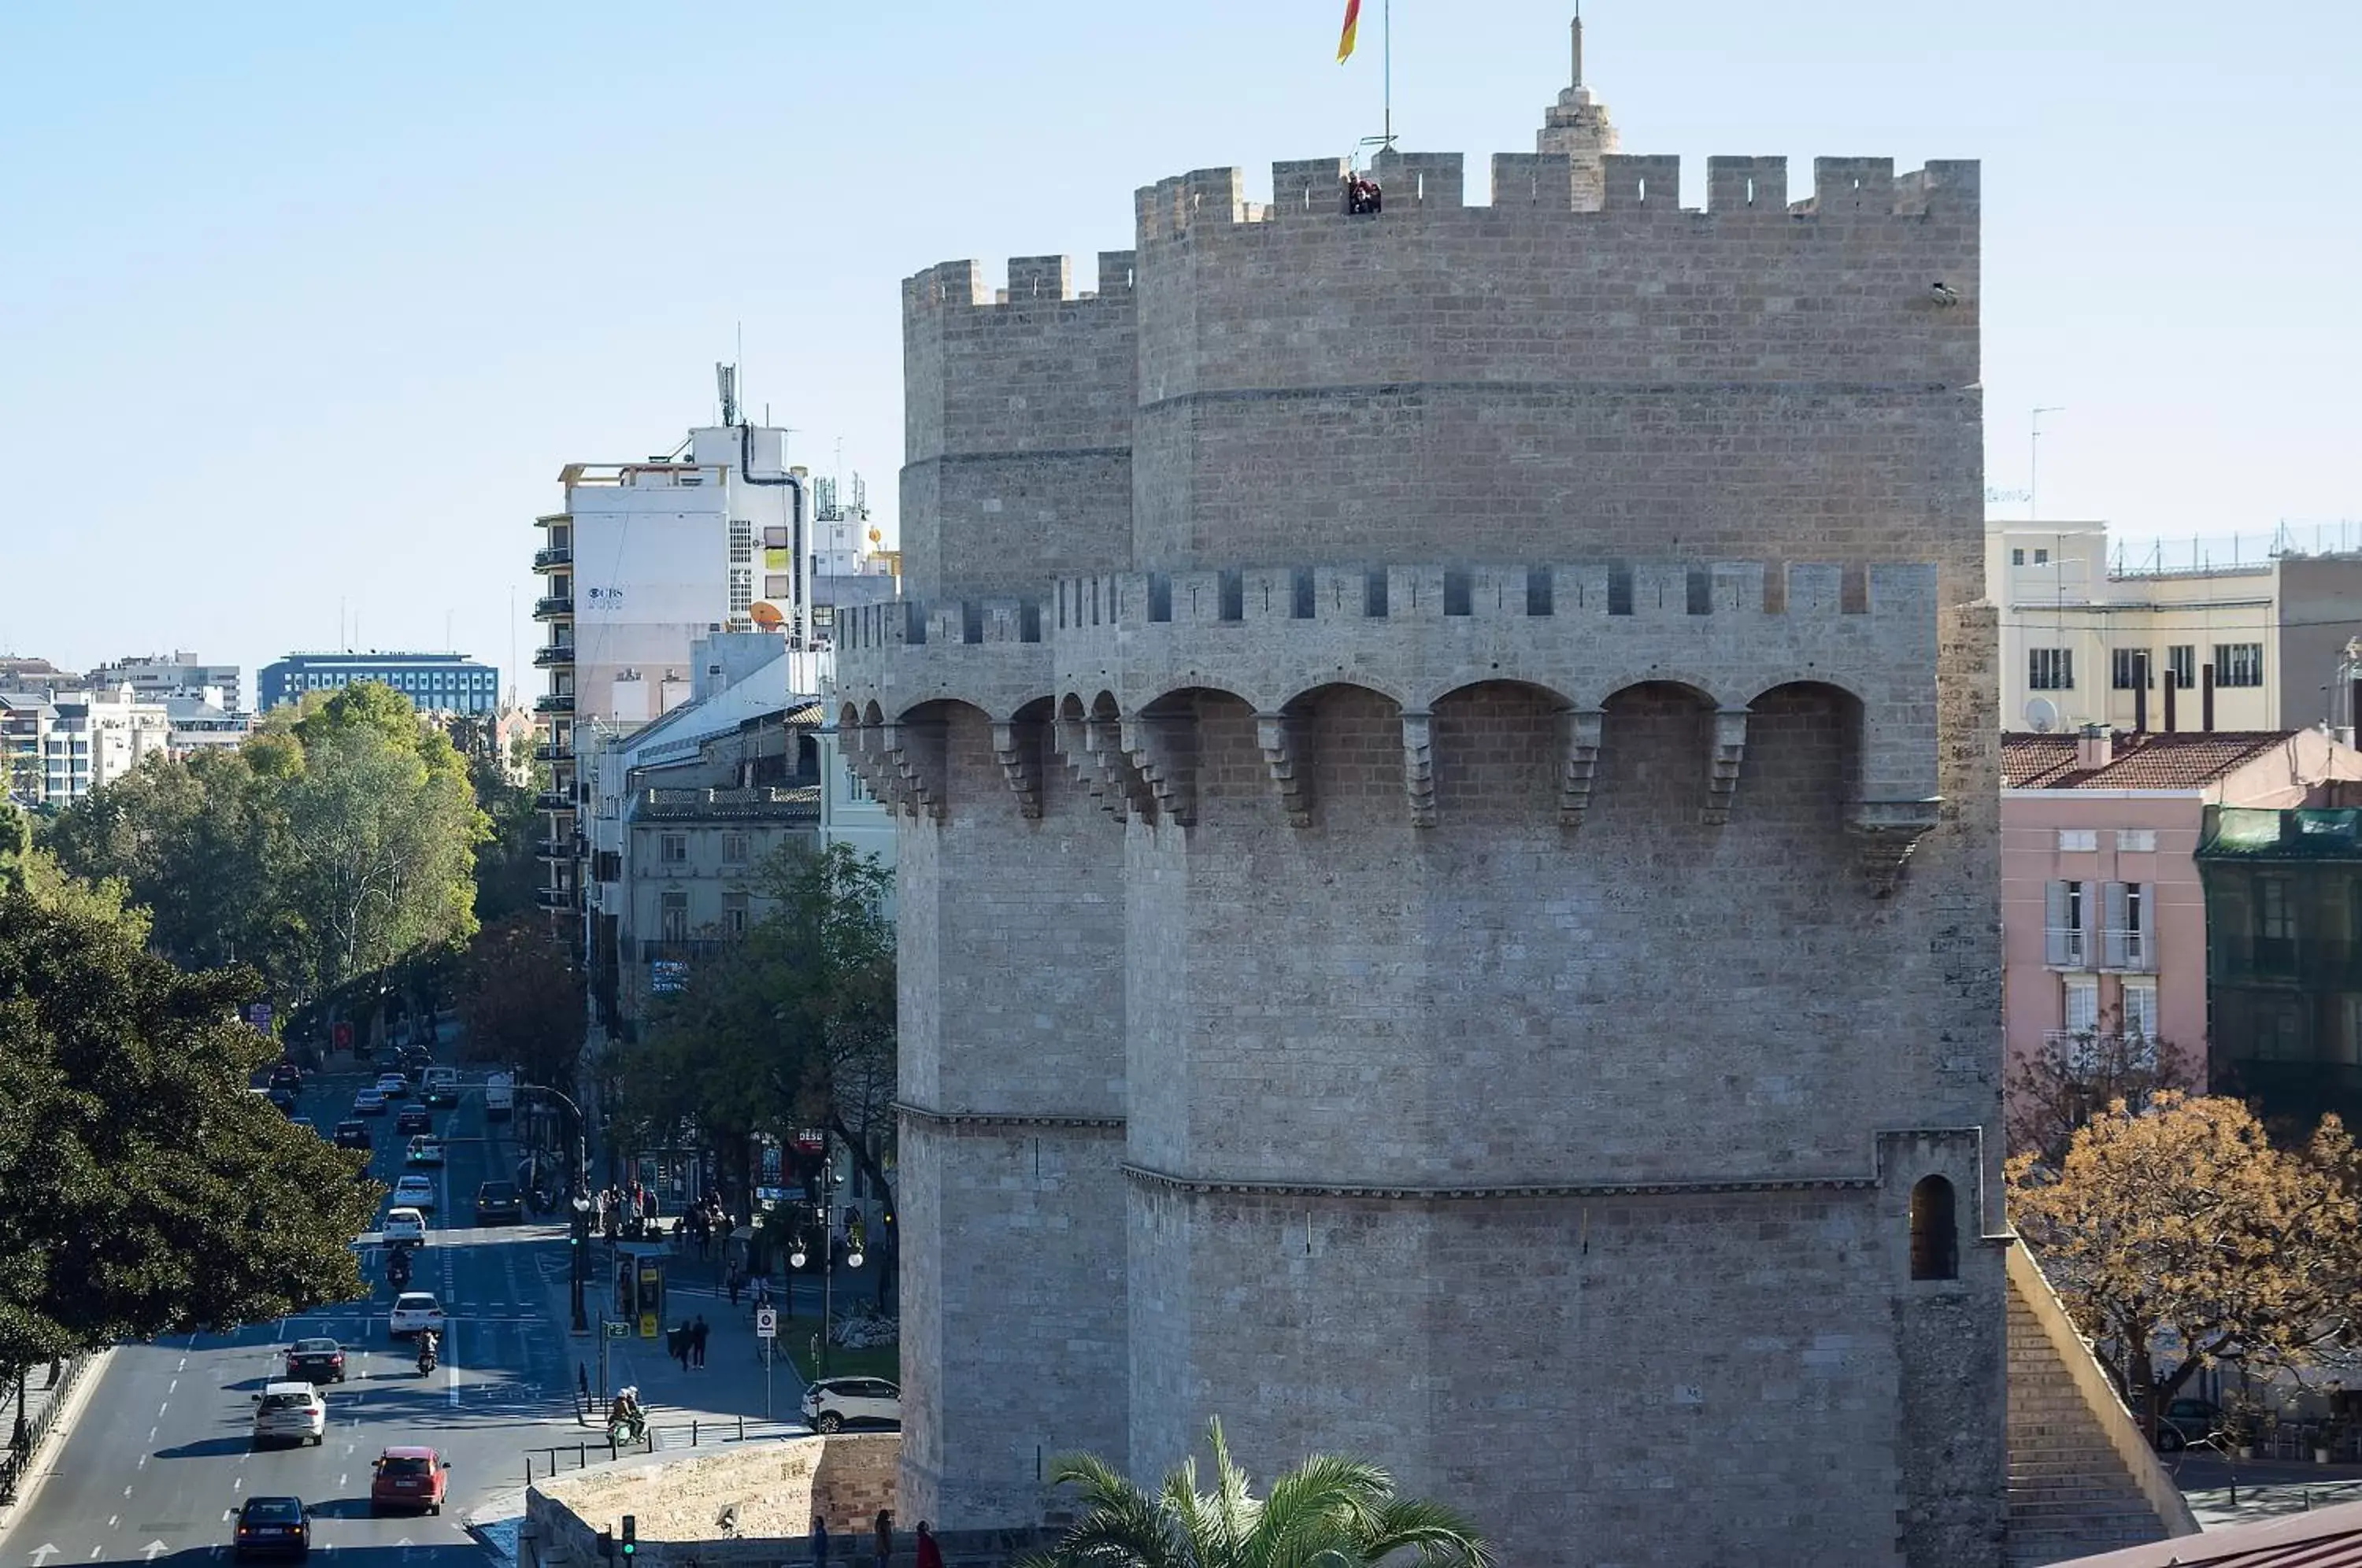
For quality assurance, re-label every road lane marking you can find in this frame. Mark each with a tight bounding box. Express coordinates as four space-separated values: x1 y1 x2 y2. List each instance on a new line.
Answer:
157 1403 168 1418
338 1474 347 1488
107 1518 117 1530
176 1357 187 1372
147 1426 157 1441
124 1485 133 1496
168 1379 176 1393
135 1455 146 1470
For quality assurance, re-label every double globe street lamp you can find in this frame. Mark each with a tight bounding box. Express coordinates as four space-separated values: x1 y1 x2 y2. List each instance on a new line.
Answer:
786 1190 864 1375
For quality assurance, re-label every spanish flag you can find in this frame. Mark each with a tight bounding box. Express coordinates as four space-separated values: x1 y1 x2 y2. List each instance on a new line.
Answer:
1337 0 1361 61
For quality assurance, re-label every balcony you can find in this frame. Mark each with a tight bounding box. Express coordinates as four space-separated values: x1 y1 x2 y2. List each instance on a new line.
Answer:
534 791 576 813
534 742 573 763
2042 1030 2163 1057
532 595 575 621
535 886 576 910
634 785 821 823
535 693 576 715
535 839 576 861
533 545 573 571
533 645 576 668
535 512 572 530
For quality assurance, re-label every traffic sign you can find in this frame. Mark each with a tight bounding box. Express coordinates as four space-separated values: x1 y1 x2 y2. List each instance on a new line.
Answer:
605 1321 628 1338
755 1307 778 1340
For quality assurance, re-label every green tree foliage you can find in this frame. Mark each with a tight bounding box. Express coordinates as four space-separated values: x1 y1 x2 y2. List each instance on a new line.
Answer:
39 682 488 1011
2008 1092 2362 1429
615 842 896 1204
454 913 583 1089
1020 1418 1494 1568
0 889 380 1372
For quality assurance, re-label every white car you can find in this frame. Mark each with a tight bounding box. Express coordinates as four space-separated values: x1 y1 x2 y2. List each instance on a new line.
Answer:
381 1207 427 1247
801 1376 901 1433
387 1292 445 1339
375 1073 409 1100
391 1174 437 1212
250 1381 327 1447
405 1135 444 1167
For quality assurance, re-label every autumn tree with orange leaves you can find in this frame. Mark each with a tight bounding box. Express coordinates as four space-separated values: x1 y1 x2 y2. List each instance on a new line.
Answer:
2008 1093 2362 1433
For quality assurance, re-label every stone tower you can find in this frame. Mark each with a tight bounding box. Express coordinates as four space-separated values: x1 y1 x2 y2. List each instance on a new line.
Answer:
836 30 2001 1568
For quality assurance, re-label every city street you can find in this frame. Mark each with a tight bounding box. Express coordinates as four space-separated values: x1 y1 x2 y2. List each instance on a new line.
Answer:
2 1067 583 1568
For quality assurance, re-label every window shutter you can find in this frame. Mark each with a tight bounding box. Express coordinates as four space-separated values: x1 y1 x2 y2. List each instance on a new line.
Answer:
2046 881 2071 966
2138 882 2157 971
2104 882 2131 968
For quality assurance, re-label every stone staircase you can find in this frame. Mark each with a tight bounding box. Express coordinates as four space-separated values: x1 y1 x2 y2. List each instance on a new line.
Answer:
2005 1244 2200 1566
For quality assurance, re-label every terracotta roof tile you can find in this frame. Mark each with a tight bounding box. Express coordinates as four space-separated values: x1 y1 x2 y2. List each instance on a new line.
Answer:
2002 730 2297 791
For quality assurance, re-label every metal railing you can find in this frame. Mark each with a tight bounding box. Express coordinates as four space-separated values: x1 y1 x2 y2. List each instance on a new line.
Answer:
533 545 574 571
533 596 575 619
0 1354 92 1503
532 645 576 668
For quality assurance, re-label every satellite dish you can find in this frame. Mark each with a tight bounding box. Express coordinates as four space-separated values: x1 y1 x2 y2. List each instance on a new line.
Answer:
2023 697 2060 734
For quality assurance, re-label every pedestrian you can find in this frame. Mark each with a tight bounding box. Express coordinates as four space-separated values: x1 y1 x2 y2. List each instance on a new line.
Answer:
666 1322 685 1366
811 1515 830 1567
727 1264 743 1308
690 1315 709 1370
674 1321 693 1372
873 1508 893 1566
914 1522 942 1568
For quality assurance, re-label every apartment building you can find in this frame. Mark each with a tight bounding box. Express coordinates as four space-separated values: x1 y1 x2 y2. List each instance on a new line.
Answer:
2 692 53 806
258 651 498 715
2198 804 2362 1133
87 652 242 712
2001 725 2362 1137
1989 520 2362 736
40 684 172 805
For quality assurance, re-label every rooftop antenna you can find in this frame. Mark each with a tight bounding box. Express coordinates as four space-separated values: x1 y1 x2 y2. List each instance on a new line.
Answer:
716 363 741 428
1572 2 1583 90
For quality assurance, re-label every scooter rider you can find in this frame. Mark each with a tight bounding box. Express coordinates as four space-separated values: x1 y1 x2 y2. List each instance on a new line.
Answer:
387 1248 413 1289
416 1328 439 1375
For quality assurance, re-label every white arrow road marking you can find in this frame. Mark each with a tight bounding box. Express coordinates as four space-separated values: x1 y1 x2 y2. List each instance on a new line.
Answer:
28 1542 59 1565
143 1544 168 1563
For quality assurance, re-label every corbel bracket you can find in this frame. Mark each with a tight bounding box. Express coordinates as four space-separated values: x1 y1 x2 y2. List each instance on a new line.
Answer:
1703 708 1749 827
1849 798 1945 897
990 718 1044 821
1559 708 1605 829
1402 709 1438 829
1256 711 1313 829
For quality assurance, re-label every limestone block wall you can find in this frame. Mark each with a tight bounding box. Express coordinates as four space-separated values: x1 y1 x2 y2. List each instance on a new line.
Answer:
526 1437 898 1568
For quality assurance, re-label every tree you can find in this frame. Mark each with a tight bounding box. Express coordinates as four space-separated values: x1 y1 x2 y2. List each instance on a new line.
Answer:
2007 1092 2362 1432
454 913 583 1089
1020 1418 1494 1568
613 842 896 1216
2005 1008 2199 1166
0 888 381 1378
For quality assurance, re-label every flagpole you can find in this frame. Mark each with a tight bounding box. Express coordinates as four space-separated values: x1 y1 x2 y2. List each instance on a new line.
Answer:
1383 0 1391 149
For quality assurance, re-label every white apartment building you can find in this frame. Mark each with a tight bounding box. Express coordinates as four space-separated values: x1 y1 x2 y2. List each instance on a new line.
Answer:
3 693 54 807
1989 520 2362 737
42 684 171 805
163 688 254 756
86 652 242 712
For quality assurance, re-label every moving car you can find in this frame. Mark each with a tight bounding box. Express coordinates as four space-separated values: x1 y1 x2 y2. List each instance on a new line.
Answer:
374 1073 409 1100
353 1089 387 1116
420 1066 459 1108
2155 1397 2224 1452
394 1104 432 1135
382 1207 427 1247
801 1376 901 1433
387 1291 445 1339
473 1181 523 1226
332 1120 372 1151
405 1135 445 1167
232 1496 311 1559
250 1381 327 1447
391 1174 438 1212
283 1337 346 1384
368 1447 450 1515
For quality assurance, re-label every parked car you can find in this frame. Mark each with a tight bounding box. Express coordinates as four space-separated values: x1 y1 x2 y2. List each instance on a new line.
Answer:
394 1105 432 1135
405 1135 444 1167
333 1120 372 1151
801 1376 901 1433
387 1292 445 1339
232 1496 311 1559
391 1174 438 1212
2155 1397 2224 1452
283 1337 346 1384
368 1447 450 1515
381 1207 428 1248
250 1381 327 1447
353 1089 387 1116
473 1182 523 1226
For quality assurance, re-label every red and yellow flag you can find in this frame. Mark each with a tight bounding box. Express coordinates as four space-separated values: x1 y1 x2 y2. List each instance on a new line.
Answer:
1337 0 1361 62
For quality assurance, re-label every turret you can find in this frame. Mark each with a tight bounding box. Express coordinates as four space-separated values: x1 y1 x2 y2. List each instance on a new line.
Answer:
1535 9 1620 209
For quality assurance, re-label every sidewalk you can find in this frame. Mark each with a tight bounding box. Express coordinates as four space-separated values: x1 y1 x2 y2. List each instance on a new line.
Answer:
535 1237 816 1444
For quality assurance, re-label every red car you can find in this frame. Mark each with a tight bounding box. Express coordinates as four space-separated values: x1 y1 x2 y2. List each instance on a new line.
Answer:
368 1447 450 1515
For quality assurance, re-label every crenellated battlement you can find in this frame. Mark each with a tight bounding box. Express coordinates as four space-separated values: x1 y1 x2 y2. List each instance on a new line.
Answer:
904 250 1138 313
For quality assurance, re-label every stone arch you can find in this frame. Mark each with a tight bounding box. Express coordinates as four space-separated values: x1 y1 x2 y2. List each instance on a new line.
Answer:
1908 1174 1960 1281
1729 680 1863 835
1593 680 1722 830
1131 685 1261 829
1429 679 1575 828
1273 675 1412 714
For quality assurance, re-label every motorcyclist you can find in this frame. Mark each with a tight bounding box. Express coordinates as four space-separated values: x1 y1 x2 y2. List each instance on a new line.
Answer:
387 1249 413 1288
416 1328 439 1375
608 1385 646 1444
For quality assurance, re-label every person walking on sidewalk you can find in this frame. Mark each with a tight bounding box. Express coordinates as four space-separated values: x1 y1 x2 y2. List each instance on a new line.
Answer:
727 1263 743 1308
690 1315 709 1369
914 1522 942 1568
810 1516 830 1567
672 1321 694 1372
873 1509 893 1566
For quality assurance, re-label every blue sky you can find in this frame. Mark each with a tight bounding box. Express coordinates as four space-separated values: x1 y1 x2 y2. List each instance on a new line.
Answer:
2 1 2355 693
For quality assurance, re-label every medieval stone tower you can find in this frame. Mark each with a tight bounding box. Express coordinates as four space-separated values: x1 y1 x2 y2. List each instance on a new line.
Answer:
836 26 2002 1566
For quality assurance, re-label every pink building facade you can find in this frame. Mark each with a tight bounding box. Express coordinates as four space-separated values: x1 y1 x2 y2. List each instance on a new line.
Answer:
2001 727 2362 1141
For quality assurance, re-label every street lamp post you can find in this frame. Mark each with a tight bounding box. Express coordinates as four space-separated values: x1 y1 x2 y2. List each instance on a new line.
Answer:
569 1193 592 1334
787 1130 864 1376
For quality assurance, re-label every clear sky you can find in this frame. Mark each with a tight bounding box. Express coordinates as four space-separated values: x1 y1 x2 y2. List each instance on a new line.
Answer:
3 1 2356 693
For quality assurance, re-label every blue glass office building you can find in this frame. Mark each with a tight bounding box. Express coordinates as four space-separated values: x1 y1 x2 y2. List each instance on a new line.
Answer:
258 653 499 714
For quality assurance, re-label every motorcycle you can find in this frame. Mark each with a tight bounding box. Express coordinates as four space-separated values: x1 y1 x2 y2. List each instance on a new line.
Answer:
416 1331 439 1376
607 1387 647 1445
387 1252 413 1289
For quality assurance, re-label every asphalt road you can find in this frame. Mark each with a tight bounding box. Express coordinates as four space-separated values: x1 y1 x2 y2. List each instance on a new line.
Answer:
6 1060 587 1568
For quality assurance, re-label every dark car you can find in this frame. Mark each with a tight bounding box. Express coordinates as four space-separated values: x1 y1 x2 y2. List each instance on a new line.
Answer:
333 1120 372 1152
269 1062 304 1092
474 1182 523 1226
395 1105 433 1135
283 1336 346 1384
233 1496 310 1559
2154 1396 2224 1452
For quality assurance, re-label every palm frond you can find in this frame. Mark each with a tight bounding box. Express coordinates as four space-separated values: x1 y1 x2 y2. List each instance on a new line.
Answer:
1201 1418 1261 1562
1359 1498 1496 1568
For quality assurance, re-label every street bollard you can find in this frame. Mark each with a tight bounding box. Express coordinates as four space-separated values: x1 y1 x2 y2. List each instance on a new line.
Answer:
578 1443 587 1470
738 1415 746 1443
692 1420 700 1447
